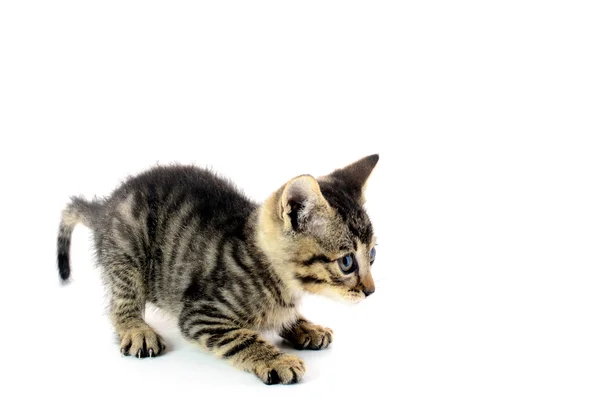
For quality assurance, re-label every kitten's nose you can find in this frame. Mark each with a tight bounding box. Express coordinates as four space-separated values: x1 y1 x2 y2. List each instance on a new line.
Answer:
363 287 375 297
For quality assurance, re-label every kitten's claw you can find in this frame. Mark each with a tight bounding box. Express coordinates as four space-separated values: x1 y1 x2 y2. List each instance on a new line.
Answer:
267 370 280 385
291 369 299 384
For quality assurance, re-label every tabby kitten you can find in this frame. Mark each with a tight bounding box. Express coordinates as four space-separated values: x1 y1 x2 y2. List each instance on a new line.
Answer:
57 154 379 385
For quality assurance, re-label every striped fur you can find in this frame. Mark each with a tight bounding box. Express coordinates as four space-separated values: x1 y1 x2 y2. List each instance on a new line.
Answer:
56 154 379 384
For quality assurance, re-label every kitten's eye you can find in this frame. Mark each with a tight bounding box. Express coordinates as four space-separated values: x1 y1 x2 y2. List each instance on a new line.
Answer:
370 247 376 265
337 254 355 274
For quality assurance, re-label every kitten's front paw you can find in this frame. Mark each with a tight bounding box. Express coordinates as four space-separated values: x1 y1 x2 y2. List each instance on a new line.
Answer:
119 326 166 358
281 320 333 350
254 354 305 385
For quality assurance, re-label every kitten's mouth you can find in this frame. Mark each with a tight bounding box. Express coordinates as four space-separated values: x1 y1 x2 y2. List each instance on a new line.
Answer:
316 287 365 304
343 290 366 304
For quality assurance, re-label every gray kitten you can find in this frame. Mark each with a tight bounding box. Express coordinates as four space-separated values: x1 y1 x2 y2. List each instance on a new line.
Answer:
57 155 379 385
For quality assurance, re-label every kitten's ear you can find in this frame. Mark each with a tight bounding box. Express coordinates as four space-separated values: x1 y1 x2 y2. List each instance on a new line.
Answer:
279 175 330 235
327 154 379 199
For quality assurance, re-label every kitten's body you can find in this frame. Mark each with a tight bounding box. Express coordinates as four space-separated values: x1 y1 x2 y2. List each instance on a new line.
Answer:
57 155 379 385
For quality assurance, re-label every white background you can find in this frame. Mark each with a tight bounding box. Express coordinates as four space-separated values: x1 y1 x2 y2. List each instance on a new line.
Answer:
1 1 599 396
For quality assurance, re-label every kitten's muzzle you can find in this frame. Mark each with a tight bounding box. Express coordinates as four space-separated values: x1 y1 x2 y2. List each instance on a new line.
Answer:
361 271 376 297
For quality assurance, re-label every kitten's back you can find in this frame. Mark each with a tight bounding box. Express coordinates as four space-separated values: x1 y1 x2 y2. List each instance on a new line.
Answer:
58 165 257 285
109 165 256 223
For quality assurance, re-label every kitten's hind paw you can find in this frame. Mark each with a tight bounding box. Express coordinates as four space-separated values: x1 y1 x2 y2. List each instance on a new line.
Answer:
119 326 166 358
254 354 305 385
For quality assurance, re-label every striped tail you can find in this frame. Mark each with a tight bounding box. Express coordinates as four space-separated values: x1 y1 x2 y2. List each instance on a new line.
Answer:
57 196 102 282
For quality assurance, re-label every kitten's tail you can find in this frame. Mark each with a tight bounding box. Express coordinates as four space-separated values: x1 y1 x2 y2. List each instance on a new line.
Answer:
57 196 102 282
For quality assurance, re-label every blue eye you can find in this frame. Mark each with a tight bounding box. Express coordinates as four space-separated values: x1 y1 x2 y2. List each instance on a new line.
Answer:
369 247 376 264
337 254 355 273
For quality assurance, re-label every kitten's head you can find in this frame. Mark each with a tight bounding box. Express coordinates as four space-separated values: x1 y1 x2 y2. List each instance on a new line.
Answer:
259 154 379 303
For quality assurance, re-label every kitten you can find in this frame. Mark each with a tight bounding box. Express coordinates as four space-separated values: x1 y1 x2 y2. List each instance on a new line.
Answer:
57 154 379 385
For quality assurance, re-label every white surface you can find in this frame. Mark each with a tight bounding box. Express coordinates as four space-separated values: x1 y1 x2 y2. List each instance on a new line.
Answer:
1 1 599 396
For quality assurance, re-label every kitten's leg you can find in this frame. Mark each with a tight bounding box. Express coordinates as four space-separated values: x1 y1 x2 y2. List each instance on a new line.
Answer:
179 304 305 385
279 316 333 350
106 255 165 358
